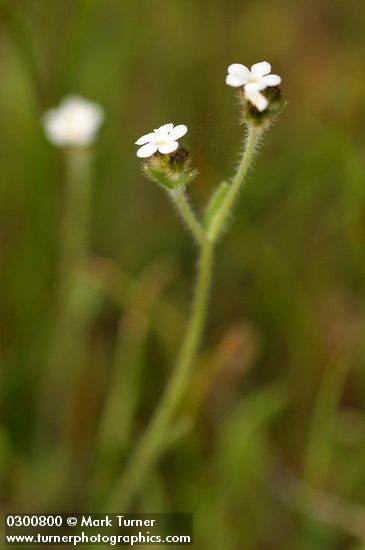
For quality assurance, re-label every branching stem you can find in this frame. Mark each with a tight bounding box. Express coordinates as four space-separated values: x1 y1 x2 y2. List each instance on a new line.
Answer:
107 125 263 510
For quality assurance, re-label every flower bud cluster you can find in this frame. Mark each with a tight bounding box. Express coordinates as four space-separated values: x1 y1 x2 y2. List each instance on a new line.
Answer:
238 84 286 128
142 147 197 190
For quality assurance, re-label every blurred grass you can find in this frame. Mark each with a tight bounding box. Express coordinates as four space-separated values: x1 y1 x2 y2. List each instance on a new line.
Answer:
1 0 365 548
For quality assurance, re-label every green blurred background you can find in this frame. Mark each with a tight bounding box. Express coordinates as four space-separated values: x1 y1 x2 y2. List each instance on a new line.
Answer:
1 0 365 548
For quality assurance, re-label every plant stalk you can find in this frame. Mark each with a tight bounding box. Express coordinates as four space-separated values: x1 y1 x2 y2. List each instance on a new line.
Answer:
37 148 94 445
107 124 262 510
107 237 214 510
207 126 260 242
169 186 204 243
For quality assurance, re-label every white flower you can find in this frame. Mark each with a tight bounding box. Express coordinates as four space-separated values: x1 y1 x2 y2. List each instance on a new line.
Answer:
42 95 105 147
226 61 281 111
135 123 188 158
226 61 281 90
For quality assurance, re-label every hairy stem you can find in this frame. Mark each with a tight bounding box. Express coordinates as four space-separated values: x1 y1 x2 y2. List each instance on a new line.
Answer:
106 238 214 510
107 124 264 510
207 126 260 243
169 186 204 243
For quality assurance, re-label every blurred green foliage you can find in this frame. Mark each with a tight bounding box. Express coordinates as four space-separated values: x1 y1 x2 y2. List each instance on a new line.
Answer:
1 0 365 548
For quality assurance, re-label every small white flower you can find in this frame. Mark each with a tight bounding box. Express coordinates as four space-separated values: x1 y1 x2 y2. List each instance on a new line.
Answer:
43 95 105 147
226 61 281 90
135 123 188 158
226 61 281 112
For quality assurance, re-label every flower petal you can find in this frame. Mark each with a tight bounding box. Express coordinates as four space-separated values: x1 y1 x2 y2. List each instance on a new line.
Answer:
245 81 267 92
228 63 251 80
135 132 156 145
245 89 268 112
137 143 158 158
250 61 271 78
226 74 246 87
155 123 174 135
158 141 179 155
168 124 188 140
262 74 281 86
43 110 66 145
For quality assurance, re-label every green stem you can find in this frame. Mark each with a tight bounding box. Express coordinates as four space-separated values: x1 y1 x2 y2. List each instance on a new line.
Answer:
0 0 45 108
106 125 263 510
207 126 260 243
36 148 94 445
169 186 204 243
106 238 214 510
59 148 92 286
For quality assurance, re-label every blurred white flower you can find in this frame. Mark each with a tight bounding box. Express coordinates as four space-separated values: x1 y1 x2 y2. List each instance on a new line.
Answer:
135 123 188 158
43 95 105 147
226 61 281 91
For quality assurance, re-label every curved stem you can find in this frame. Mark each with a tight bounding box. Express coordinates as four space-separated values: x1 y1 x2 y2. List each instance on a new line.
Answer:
106 238 214 510
208 126 260 243
169 187 204 243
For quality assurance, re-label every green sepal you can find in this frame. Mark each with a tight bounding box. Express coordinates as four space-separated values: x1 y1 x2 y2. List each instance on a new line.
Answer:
143 165 174 189
203 180 229 230
142 148 197 190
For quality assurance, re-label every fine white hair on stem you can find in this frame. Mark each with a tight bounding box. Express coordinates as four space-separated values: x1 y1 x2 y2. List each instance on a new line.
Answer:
167 186 204 244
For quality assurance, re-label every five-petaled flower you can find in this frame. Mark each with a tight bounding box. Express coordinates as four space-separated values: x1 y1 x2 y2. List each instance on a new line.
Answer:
43 95 105 147
135 123 188 158
226 61 281 112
